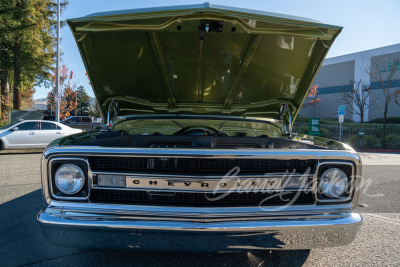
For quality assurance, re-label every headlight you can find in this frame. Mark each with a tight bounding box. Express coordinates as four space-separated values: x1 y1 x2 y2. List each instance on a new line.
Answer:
319 168 349 198
55 164 85 195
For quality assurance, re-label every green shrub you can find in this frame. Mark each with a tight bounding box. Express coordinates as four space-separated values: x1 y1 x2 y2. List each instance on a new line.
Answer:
295 116 354 124
295 116 310 123
362 136 382 149
319 128 331 139
369 117 400 124
347 134 359 148
292 126 308 134
320 117 354 124
338 123 400 139
291 126 331 138
385 134 400 149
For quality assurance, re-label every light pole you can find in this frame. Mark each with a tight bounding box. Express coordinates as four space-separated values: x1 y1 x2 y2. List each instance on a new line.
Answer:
55 0 61 122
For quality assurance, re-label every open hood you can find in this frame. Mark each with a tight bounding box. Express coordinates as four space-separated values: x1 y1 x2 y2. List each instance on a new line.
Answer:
68 3 341 122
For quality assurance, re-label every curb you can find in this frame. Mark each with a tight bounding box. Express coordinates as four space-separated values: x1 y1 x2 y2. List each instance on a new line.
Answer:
0 149 43 154
356 149 400 153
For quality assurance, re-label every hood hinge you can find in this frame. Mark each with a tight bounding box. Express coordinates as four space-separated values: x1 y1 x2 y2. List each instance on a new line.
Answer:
106 99 120 127
279 104 294 137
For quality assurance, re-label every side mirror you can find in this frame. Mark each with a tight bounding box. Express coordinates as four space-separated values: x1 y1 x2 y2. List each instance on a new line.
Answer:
11 127 18 131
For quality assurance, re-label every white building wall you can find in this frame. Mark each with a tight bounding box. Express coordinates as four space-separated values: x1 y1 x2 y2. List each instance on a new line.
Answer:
322 43 400 122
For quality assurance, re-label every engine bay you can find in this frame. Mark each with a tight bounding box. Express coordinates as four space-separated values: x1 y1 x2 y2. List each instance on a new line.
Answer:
75 128 325 150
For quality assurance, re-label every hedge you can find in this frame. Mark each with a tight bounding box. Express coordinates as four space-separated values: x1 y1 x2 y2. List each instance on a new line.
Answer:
295 116 354 124
293 122 400 149
338 123 400 139
292 125 332 139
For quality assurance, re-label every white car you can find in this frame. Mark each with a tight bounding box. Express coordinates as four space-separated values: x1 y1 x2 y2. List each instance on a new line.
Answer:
0 120 82 150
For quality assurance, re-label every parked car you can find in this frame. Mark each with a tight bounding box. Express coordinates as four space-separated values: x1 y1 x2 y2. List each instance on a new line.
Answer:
0 120 82 150
42 115 56 121
38 4 362 252
61 116 106 131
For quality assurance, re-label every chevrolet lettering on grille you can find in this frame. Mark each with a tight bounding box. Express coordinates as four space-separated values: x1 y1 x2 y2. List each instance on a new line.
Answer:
126 177 283 191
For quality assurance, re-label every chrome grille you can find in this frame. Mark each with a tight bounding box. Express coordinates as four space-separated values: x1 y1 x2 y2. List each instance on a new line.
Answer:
89 157 317 175
90 189 314 207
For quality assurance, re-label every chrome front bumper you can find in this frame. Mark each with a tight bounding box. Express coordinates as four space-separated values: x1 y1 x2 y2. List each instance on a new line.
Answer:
38 209 362 252
39 147 363 251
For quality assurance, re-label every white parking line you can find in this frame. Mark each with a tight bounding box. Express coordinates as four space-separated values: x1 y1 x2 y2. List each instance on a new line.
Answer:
364 213 400 225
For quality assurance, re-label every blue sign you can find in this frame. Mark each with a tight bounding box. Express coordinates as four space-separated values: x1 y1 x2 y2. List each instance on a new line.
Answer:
338 105 346 116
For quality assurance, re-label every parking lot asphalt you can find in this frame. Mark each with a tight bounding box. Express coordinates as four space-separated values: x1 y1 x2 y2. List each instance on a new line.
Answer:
0 152 399 266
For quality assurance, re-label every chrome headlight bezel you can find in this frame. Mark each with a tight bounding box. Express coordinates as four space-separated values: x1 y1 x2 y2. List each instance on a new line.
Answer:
316 162 354 203
50 158 90 200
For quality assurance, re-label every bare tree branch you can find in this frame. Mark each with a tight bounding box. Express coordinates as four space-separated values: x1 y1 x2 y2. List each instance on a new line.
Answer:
341 80 371 122
365 57 400 147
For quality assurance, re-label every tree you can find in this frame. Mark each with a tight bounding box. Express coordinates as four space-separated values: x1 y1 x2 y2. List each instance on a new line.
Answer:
60 86 77 120
0 42 12 123
85 71 102 119
302 85 320 108
89 102 102 119
75 86 90 116
366 57 400 148
0 2 14 122
0 0 68 114
394 89 400 107
21 86 35 110
341 80 371 123
47 64 77 120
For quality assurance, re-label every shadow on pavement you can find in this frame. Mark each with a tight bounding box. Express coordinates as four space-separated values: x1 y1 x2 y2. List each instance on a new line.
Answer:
0 190 310 266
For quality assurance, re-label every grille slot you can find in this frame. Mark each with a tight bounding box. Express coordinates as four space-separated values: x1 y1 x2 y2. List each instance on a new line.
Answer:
89 157 317 175
90 189 314 207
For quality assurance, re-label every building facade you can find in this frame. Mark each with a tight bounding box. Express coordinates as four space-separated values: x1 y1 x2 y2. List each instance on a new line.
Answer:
300 43 400 122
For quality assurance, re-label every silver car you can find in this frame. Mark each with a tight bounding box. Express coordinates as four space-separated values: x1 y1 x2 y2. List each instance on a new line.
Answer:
0 120 82 150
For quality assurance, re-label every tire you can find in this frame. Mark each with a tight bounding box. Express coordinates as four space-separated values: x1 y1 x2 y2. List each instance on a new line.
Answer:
0 139 3 151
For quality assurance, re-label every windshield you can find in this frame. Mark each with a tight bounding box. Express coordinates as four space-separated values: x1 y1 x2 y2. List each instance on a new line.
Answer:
0 122 19 130
113 116 283 137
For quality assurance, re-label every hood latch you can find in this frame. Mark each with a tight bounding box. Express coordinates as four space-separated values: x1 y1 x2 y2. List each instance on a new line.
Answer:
199 20 224 40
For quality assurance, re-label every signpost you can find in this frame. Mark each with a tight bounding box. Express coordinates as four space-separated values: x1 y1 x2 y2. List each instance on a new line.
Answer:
358 130 365 148
338 105 346 141
54 93 61 103
308 118 321 136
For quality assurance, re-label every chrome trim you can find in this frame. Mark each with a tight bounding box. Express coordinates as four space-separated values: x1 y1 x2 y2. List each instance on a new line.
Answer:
314 161 355 203
37 210 363 251
40 146 361 213
95 172 312 179
42 146 362 159
93 172 313 192
90 186 311 193
48 158 93 201
125 175 283 191
39 211 362 231
44 202 355 221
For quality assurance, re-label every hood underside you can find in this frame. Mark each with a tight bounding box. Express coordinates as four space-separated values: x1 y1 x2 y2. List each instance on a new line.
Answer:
68 3 342 121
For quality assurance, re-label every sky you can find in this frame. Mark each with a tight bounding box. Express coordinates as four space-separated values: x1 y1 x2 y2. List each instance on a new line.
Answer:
33 0 400 99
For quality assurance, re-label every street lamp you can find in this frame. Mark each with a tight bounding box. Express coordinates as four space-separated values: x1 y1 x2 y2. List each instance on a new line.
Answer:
55 0 61 122
75 89 84 116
